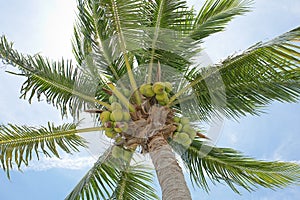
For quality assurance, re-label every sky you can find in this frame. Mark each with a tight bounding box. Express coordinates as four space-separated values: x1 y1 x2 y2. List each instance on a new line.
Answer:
0 0 300 199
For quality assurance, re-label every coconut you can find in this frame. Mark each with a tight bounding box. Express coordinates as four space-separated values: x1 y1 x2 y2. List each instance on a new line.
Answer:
188 129 197 140
164 82 173 93
144 86 155 97
100 111 111 123
105 130 117 138
123 112 131 121
176 123 183 132
110 109 123 122
182 124 192 133
155 91 168 101
111 102 122 110
109 95 118 104
178 132 190 143
152 82 165 94
123 89 131 97
173 116 181 123
140 84 155 97
139 83 147 94
180 117 190 125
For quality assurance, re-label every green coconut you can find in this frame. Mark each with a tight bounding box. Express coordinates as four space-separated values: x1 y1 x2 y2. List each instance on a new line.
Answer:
174 132 190 145
188 129 197 140
123 112 131 121
140 84 155 97
111 102 122 110
152 82 165 95
105 130 117 139
176 123 183 132
155 91 168 101
164 82 173 93
173 116 181 123
110 109 123 122
182 124 192 133
180 117 190 125
139 83 147 94
109 95 118 104
122 88 131 97
100 111 111 123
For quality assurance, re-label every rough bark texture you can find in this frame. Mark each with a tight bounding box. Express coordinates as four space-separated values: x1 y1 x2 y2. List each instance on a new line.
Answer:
149 135 192 200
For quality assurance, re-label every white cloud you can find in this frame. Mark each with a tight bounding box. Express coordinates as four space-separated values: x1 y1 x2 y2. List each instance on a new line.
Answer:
227 131 238 145
25 155 95 171
271 136 300 162
218 123 240 147
41 0 76 59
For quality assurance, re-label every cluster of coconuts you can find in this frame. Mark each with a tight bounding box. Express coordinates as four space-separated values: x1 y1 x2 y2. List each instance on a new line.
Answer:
172 116 197 147
100 89 134 160
100 102 131 139
99 81 199 160
139 82 173 105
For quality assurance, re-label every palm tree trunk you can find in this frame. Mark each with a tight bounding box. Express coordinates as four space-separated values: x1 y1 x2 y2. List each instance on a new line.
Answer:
149 134 192 200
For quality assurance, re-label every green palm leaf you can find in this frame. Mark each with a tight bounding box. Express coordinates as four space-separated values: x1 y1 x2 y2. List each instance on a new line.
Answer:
172 139 300 194
0 123 94 178
191 0 252 41
187 26 300 120
99 0 145 91
110 165 158 200
147 0 193 32
0 36 110 116
73 0 126 81
65 148 116 200
66 148 158 200
143 0 195 81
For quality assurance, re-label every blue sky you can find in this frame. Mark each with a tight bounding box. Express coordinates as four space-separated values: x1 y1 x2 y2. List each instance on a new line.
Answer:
0 0 300 199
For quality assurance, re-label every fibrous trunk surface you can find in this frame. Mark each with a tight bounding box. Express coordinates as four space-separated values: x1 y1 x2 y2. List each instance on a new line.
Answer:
149 135 192 200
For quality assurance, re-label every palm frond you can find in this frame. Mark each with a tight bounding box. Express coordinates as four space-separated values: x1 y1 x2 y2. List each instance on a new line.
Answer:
191 0 252 41
98 0 146 92
147 0 194 33
65 148 116 200
0 123 90 178
172 139 300 194
73 0 126 81
187 26 300 120
66 148 157 200
110 165 159 200
0 36 110 116
142 0 195 82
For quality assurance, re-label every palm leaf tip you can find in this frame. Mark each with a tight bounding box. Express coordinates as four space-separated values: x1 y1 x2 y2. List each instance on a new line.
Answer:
173 140 300 194
192 0 253 41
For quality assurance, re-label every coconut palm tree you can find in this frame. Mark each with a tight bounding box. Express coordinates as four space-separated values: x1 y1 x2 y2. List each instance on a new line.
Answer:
1 0 300 199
